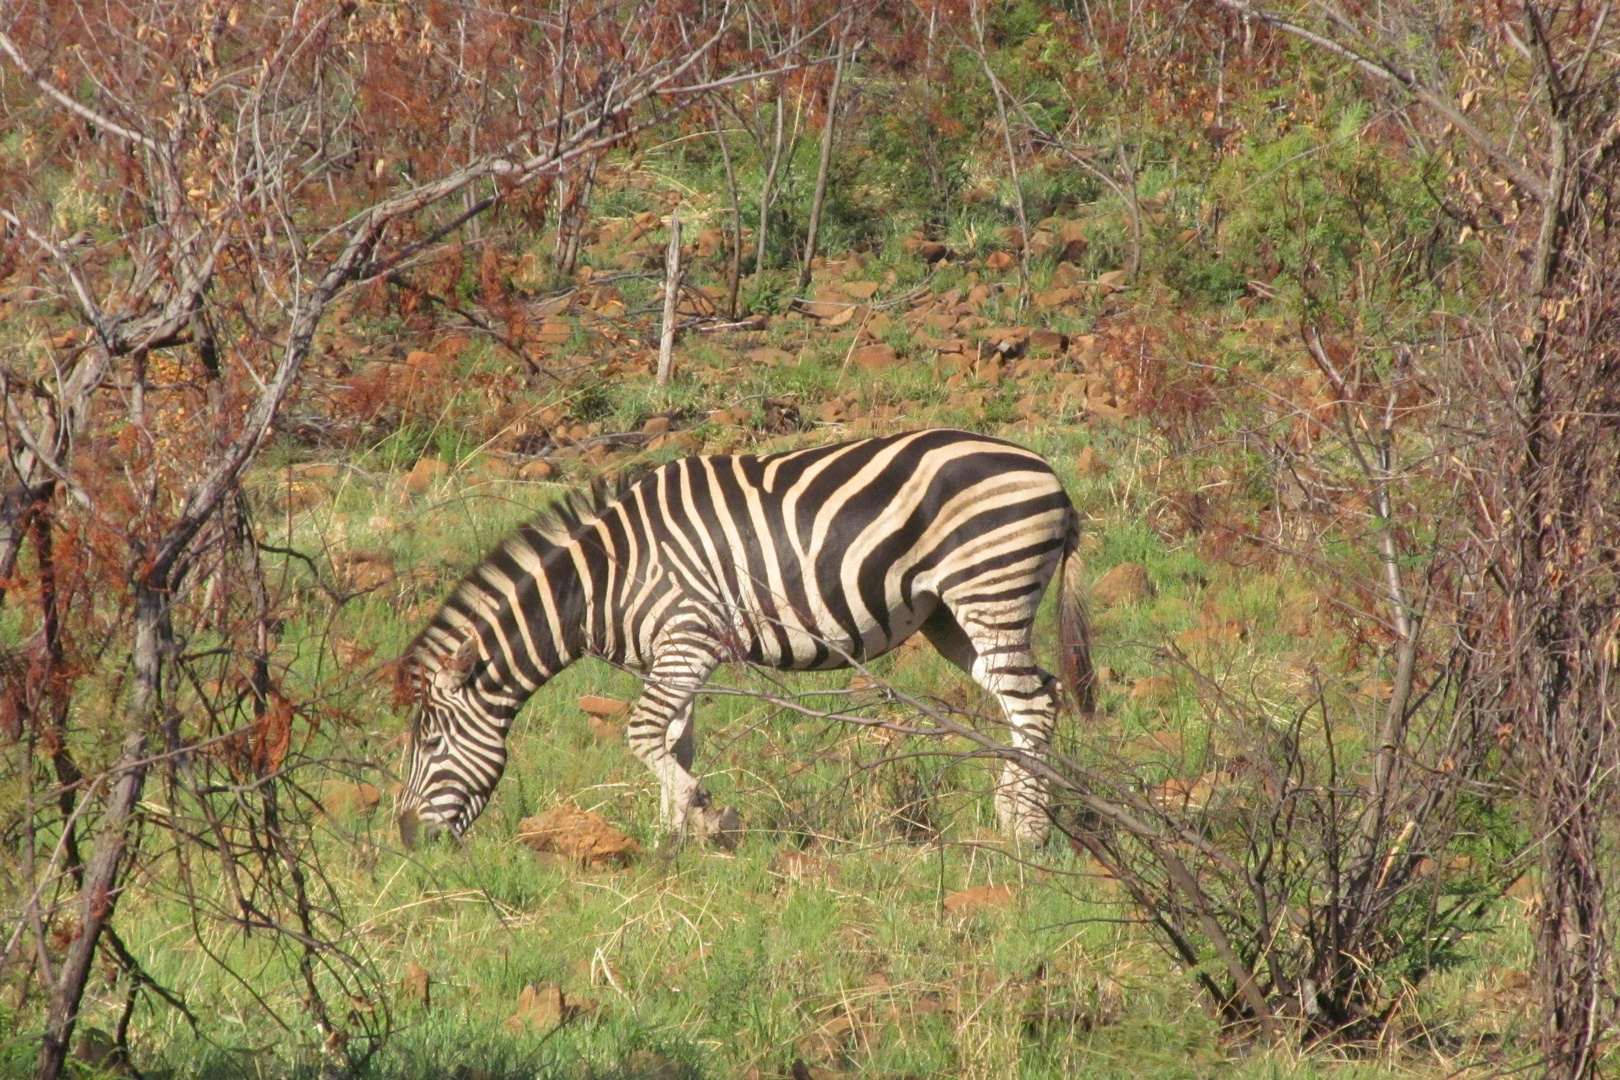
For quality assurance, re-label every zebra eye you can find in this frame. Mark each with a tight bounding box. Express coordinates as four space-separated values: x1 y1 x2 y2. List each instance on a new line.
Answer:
425 732 448 757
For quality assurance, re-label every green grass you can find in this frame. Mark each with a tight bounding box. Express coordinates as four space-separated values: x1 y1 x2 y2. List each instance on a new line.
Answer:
24 387 1527 1079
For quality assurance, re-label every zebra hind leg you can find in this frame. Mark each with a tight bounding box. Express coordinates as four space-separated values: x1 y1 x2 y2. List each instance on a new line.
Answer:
948 603 1061 844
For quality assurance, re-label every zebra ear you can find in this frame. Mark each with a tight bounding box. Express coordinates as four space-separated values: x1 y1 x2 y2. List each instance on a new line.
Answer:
433 635 480 692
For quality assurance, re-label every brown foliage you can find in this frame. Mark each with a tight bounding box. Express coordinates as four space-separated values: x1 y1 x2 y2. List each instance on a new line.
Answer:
0 1 788 1073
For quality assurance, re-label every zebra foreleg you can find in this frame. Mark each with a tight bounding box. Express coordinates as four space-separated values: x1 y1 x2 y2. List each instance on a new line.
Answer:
665 699 695 771
625 638 738 845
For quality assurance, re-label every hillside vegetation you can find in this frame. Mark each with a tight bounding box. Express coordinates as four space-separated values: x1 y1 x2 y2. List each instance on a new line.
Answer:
2 2 1617 1079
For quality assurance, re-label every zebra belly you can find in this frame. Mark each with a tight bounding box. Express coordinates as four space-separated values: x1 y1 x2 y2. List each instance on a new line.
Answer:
726 587 939 672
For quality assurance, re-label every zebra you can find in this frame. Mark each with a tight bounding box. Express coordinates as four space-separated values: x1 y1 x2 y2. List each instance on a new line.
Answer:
394 427 1093 847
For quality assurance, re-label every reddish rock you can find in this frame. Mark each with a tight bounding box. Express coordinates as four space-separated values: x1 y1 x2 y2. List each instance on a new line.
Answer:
1092 562 1153 606
1028 328 1068 354
403 457 448 495
943 885 1017 914
517 806 640 868
853 343 901 372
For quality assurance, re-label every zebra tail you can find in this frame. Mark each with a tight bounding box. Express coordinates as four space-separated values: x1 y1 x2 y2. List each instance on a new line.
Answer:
1058 514 1096 717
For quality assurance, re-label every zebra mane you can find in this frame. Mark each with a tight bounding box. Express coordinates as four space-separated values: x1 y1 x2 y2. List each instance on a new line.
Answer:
392 465 653 707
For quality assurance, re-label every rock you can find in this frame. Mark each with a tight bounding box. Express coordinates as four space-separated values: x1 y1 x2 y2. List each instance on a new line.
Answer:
534 322 572 344
587 716 622 742
976 355 1004 387
853 343 901 372
648 432 703 456
1068 333 1102 367
642 415 672 435
824 303 864 328
1177 608 1245 653
321 780 382 817
694 227 727 257
746 346 795 367
1124 730 1184 760
533 292 572 318
1058 221 1090 262
776 850 835 880
917 241 949 263
579 694 630 717
1130 674 1177 704
842 280 880 299
1026 230 1057 259
1096 269 1130 292
762 399 802 434
800 285 851 319
518 806 641 868
402 963 431 1007
406 349 452 376
981 326 1028 358
518 460 555 481
403 456 449 495
71 1027 116 1067
1015 358 1058 382
1154 772 1223 811
1092 562 1153 606
1032 288 1078 310
623 1050 690 1080
1028 328 1068 354
1052 262 1085 289
789 1059 841 1080
943 885 1017 915
966 283 992 307
504 983 575 1034
1076 447 1110 478
477 456 517 479
984 250 1016 272
334 549 395 592
279 482 325 512
293 462 343 480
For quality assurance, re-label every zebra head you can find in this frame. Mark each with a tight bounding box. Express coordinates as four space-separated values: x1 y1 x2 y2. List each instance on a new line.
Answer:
396 634 509 847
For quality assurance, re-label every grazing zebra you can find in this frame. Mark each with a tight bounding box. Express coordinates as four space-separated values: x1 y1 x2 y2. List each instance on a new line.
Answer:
394 428 1093 847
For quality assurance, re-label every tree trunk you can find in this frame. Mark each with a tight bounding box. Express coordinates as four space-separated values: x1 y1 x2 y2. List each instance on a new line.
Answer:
657 210 682 386
34 587 166 1080
974 9 1030 303
713 108 745 319
797 42 845 291
755 85 787 277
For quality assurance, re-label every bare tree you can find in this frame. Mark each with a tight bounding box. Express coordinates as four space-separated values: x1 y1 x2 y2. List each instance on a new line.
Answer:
798 33 848 290
0 3 783 1074
1203 3 1620 1073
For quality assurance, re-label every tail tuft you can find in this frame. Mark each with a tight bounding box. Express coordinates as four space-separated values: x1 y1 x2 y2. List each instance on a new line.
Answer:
1058 514 1095 716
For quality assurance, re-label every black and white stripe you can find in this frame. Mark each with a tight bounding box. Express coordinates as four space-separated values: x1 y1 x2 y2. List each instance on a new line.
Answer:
395 428 1093 844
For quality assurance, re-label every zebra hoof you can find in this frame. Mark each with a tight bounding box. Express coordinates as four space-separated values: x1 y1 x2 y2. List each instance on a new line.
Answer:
696 805 742 850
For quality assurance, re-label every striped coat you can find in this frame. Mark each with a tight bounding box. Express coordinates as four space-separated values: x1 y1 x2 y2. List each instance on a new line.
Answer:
396 428 1092 844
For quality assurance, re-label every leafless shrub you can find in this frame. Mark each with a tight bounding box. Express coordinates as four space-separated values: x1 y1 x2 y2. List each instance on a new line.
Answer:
0 3 791 1075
